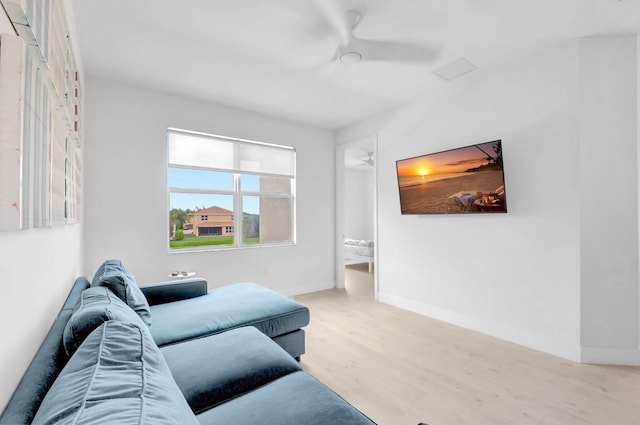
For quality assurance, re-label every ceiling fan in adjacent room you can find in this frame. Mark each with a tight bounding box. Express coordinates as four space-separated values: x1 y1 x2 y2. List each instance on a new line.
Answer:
359 152 375 166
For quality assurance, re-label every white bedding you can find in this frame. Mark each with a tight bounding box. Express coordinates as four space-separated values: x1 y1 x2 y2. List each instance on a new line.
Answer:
344 238 374 272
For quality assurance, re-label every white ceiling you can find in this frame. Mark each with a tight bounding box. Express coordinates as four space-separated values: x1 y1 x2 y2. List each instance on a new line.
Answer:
71 0 640 130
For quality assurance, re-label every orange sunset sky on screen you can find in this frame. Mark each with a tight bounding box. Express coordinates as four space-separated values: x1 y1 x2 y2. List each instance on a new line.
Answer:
396 142 496 177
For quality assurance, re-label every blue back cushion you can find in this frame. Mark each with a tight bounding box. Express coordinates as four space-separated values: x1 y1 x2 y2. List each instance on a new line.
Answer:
91 259 151 326
62 286 146 356
32 321 199 425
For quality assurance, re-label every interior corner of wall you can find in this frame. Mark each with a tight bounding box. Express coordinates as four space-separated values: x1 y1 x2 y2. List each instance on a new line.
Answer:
580 346 640 366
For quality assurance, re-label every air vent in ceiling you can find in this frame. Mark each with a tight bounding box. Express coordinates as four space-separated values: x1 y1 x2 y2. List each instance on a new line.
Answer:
433 58 478 81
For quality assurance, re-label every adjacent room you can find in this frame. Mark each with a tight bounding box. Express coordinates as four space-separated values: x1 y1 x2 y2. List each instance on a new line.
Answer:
1 0 639 424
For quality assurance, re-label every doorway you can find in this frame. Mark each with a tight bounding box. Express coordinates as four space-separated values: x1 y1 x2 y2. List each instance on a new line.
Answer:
336 135 378 299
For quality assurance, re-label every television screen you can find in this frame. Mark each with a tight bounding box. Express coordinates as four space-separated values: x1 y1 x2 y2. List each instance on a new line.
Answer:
396 140 507 214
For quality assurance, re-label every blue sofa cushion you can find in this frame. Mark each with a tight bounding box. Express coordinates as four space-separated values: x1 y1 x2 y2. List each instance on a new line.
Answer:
0 278 90 425
149 282 309 346
162 326 302 413
32 321 199 425
91 259 151 326
62 286 147 356
196 371 376 425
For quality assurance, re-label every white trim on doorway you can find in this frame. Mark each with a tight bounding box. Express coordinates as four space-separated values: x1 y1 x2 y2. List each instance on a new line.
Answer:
335 135 379 300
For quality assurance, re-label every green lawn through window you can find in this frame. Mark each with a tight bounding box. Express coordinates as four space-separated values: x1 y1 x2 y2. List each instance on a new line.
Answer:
170 234 259 249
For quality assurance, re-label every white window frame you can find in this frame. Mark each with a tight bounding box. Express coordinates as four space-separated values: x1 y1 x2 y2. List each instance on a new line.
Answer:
167 128 296 252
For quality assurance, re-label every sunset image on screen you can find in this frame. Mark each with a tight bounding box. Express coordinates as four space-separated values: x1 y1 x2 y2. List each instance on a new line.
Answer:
396 140 507 214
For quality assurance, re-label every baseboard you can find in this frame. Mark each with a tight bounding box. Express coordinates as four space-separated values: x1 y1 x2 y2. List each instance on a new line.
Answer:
378 291 581 362
279 280 335 297
580 346 640 365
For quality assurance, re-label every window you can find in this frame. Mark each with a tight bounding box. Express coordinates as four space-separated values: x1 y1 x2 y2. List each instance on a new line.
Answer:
167 128 295 251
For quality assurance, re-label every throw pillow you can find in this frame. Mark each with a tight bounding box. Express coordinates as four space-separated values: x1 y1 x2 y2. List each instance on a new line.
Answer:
62 286 146 356
91 259 151 326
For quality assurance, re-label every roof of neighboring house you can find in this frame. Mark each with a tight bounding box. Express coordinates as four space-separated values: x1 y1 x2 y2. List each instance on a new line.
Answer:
190 205 233 216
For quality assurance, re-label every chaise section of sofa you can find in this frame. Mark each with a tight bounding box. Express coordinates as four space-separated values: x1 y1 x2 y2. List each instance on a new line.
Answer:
161 326 303 413
143 281 310 359
196 372 376 425
160 325 376 425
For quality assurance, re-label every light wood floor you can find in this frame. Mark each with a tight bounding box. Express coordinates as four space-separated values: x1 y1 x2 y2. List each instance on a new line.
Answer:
294 264 640 425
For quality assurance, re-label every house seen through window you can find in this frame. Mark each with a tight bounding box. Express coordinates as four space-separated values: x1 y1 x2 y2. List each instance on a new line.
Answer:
167 128 296 251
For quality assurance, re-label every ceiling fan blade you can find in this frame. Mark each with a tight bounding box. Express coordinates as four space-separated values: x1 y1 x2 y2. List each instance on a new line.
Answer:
312 0 352 46
312 6 439 67
357 152 374 166
360 39 440 62
366 152 374 166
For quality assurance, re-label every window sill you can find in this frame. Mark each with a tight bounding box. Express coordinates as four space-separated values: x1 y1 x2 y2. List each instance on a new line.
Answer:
167 241 295 254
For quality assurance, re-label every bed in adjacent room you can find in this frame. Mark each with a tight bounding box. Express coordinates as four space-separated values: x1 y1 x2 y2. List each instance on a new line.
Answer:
344 237 374 273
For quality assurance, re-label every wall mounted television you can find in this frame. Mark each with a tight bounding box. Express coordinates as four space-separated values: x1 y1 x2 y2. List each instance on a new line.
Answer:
396 140 507 215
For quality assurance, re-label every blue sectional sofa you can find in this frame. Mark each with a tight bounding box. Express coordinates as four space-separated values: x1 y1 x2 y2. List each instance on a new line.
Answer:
0 260 375 425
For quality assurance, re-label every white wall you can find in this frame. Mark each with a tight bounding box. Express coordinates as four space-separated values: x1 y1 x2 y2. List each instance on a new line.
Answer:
0 3 10 31
83 77 336 295
338 36 640 363
0 227 84 410
578 36 639 364
344 168 374 241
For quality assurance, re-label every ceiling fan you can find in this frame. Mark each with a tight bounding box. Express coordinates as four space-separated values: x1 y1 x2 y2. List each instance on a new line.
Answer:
359 152 375 166
324 8 440 65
